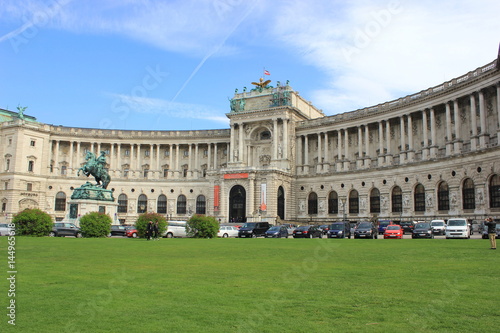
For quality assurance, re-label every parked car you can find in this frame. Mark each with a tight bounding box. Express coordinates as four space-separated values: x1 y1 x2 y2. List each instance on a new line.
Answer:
383 225 404 239
265 225 289 238
218 226 239 238
126 228 138 238
293 225 322 238
482 222 500 239
318 224 330 235
377 220 391 235
0 223 13 236
354 222 378 239
281 223 297 235
163 221 188 238
108 225 131 237
430 220 446 235
445 218 470 239
400 221 415 234
50 223 82 238
327 221 351 238
412 222 434 239
238 222 270 238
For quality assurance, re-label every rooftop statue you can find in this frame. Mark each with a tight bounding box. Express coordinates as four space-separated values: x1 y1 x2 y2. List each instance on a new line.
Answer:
77 151 111 189
17 105 27 120
251 77 272 89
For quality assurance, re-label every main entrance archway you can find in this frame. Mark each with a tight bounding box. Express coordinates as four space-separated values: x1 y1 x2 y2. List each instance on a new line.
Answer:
277 186 285 220
229 185 246 222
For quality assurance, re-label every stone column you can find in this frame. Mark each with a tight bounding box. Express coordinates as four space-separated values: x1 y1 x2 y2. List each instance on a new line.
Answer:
156 144 161 175
343 129 349 170
470 94 478 151
400 116 406 162
188 144 193 178
116 144 121 177
168 144 173 176
497 83 500 138
239 123 244 162
208 143 212 170
296 136 302 174
109 143 114 174
283 118 289 159
323 132 329 172
54 140 60 173
385 121 393 164
194 144 199 177
478 90 489 148
357 127 363 168
378 121 384 165
304 134 309 173
76 142 81 172
130 144 135 176
422 110 429 160
175 144 180 178
229 124 235 163
337 130 343 171
430 108 438 158
273 119 278 160
407 114 414 161
364 124 371 167
445 102 453 156
453 99 462 154
213 143 218 170
317 132 322 172
68 141 74 175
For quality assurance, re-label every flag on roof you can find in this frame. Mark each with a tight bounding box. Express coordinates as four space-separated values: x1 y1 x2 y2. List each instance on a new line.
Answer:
264 69 270 75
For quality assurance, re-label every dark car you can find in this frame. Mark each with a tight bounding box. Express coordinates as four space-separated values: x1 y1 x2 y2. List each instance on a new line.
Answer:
353 222 378 239
293 225 323 238
482 222 500 239
412 222 434 239
327 222 351 239
400 221 415 234
265 225 289 238
50 222 82 238
109 225 131 237
318 224 330 235
238 222 270 238
377 221 391 235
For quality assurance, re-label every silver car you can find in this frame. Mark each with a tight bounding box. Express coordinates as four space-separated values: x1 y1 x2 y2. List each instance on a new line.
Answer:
0 223 13 236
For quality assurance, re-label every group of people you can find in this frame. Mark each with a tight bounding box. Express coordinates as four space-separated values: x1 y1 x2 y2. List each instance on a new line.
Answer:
146 220 160 241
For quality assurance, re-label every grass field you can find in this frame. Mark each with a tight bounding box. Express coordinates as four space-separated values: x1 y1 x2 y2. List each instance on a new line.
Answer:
0 237 499 333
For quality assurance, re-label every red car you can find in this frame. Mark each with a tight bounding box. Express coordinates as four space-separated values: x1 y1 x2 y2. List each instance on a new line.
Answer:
383 225 403 239
126 228 138 238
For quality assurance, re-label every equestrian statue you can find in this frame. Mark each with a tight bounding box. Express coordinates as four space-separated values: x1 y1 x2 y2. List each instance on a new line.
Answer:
78 151 111 189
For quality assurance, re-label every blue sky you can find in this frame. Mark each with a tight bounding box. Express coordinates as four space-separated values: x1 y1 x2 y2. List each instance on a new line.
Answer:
1 0 499 131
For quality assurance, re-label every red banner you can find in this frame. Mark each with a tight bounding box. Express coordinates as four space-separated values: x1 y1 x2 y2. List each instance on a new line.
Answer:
223 173 248 179
214 185 220 211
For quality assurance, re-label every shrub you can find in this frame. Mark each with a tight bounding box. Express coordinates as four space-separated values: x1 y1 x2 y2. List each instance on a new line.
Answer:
79 212 112 238
135 213 167 238
12 209 53 236
186 215 219 238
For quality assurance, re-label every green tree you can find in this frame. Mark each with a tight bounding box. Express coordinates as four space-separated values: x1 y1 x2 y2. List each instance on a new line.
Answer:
79 212 112 238
135 213 167 238
186 215 219 238
12 209 53 236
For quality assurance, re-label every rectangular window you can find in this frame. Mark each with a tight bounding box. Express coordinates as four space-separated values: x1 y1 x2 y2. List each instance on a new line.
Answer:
144 169 149 178
165 150 170 156
184 150 189 157
28 161 34 172
30 140 36 146
27 183 33 191
145 150 150 157
5 159 10 171
125 150 130 156
123 169 129 177
163 169 169 178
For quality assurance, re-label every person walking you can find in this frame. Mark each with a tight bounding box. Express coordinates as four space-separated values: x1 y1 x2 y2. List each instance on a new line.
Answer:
153 221 159 240
146 220 154 241
484 217 497 250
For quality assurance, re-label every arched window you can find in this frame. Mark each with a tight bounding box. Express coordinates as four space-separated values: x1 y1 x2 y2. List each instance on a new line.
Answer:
55 192 66 211
392 186 402 213
437 181 449 211
308 192 318 215
328 191 338 214
196 195 206 215
177 195 187 214
490 174 500 208
157 194 167 214
462 178 475 210
414 184 425 212
117 194 128 213
370 188 380 213
137 194 147 213
349 190 359 214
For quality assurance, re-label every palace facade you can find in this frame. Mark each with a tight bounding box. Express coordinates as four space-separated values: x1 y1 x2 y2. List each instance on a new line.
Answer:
1 56 499 225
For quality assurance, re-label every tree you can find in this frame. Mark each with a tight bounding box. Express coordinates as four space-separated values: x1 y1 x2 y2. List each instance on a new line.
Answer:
135 213 167 238
79 212 112 238
12 209 52 236
186 215 219 238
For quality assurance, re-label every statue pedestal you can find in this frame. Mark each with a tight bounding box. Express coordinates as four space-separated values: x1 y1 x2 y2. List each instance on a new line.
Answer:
67 182 118 226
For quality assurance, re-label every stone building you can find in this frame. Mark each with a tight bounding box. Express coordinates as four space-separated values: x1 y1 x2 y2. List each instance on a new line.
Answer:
1 56 499 225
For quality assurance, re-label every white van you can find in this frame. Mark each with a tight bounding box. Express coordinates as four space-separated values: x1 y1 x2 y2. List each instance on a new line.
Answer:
445 218 470 239
163 221 187 238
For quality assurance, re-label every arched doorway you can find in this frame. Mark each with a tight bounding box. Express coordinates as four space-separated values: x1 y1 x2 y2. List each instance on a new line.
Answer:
277 186 285 220
229 185 246 222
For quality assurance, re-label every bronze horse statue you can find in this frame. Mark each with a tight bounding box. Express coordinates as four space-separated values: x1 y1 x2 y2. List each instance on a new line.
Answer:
78 151 111 189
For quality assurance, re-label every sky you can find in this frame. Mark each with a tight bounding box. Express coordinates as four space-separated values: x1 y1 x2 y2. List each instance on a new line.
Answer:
0 0 499 131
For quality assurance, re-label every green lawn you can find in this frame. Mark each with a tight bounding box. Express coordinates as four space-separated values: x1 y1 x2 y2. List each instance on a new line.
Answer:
0 237 498 333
